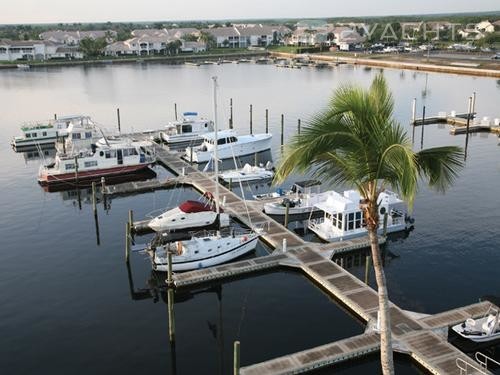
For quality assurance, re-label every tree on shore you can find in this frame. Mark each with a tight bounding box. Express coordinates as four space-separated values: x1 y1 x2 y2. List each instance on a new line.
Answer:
79 37 107 58
199 31 217 49
274 74 464 375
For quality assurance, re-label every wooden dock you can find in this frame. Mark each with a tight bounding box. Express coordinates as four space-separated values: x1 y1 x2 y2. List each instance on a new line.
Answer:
412 112 500 135
119 142 496 374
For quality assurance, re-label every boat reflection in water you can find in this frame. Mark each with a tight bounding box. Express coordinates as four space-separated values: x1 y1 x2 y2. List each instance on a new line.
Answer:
20 148 57 163
40 168 157 193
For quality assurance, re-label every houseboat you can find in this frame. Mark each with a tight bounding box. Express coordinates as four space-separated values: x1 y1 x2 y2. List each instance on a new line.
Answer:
160 112 214 144
308 190 409 242
11 115 94 149
38 139 155 185
184 130 272 163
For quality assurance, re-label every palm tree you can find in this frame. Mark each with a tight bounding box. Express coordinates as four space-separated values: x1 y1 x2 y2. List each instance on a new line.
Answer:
274 74 464 375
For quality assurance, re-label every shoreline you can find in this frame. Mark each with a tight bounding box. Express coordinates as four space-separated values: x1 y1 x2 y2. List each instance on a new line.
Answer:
270 51 500 78
0 50 267 70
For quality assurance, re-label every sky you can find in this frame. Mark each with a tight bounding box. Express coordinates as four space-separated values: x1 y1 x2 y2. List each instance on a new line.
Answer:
1 0 499 24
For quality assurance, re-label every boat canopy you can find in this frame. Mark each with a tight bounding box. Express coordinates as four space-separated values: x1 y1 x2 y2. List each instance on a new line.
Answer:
313 190 360 213
179 200 223 213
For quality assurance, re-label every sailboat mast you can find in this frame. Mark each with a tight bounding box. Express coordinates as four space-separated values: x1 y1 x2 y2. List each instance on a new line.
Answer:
212 76 220 215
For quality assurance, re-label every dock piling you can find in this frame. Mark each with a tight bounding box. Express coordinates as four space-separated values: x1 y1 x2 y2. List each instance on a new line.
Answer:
411 98 417 124
280 114 284 148
265 109 269 134
282 238 287 253
117 108 121 133
298 119 301 135
471 92 476 117
465 96 473 160
234 341 240 375
229 98 233 129
74 156 79 185
174 103 178 121
420 106 426 149
167 248 173 286
228 178 232 191
125 223 130 264
128 210 134 241
284 201 290 227
249 104 253 134
91 182 97 215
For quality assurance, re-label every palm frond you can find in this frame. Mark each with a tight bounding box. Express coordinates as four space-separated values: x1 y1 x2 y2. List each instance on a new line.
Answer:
416 146 464 192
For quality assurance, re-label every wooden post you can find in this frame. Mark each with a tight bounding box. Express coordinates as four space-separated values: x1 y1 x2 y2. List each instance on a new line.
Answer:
284 201 290 227
280 114 284 147
297 119 301 135
465 96 472 160
167 248 173 286
74 156 79 185
233 341 240 375
249 104 253 135
265 109 269 134
117 108 121 133
471 92 476 118
282 238 287 253
229 98 233 129
383 212 388 236
190 145 193 164
420 106 426 150
174 103 178 121
128 209 134 241
411 98 416 124
101 177 106 208
228 178 232 191
125 222 130 263
91 182 97 215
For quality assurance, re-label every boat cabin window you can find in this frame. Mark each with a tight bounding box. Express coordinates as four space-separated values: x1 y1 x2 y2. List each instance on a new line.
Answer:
337 213 343 230
355 211 363 229
204 122 208 128
32 132 37 138
347 212 355 230
181 124 192 133
42 131 47 136
26 133 31 138
217 138 227 145
85 132 92 139
84 161 98 168
72 133 82 140
228 136 237 143
129 148 138 156
105 150 117 159
99 151 104 157
65 163 75 170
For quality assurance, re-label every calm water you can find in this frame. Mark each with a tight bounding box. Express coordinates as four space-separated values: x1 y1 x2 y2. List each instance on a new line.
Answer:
1 62 499 374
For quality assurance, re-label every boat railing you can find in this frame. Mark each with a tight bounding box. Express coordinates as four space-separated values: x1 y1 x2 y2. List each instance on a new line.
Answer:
456 357 488 375
475 352 500 370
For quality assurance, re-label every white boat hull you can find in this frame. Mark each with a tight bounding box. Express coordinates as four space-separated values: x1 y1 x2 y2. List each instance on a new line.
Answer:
148 211 230 232
451 315 500 343
264 204 320 216
219 169 274 183
309 222 407 242
160 132 205 144
152 235 259 272
185 134 272 163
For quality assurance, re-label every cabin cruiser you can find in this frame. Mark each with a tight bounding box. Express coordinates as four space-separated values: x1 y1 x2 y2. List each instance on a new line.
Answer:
262 180 327 215
160 112 214 144
56 117 102 153
148 192 230 232
38 139 155 185
308 190 409 242
219 162 274 183
11 115 93 149
184 130 272 163
452 305 500 343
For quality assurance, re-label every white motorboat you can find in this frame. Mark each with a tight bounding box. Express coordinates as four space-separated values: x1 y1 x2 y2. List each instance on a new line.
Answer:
219 162 274 183
451 305 500 343
184 130 272 163
11 115 93 149
146 76 260 271
262 180 326 215
38 138 155 185
308 190 409 242
148 192 230 232
160 112 214 144
149 229 259 272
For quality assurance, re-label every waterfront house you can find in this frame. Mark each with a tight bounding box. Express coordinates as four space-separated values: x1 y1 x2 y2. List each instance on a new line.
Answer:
39 30 116 45
0 39 81 61
206 25 290 48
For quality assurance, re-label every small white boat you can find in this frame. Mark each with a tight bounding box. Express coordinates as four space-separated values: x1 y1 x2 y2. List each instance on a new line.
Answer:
38 139 155 185
452 305 500 343
148 192 230 232
219 162 274 183
16 64 30 69
184 130 272 163
148 229 259 272
160 112 214 144
263 180 325 215
308 190 410 242
11 115 93 149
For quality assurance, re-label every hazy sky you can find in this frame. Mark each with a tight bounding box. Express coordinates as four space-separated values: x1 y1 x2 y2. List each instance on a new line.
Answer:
2 0 499 24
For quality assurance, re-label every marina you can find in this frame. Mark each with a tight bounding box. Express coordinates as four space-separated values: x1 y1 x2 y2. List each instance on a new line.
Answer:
2 60 500 374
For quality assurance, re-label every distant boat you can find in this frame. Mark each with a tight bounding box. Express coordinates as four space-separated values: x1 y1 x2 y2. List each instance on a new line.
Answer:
219 162 274 183
160 112 214 144
16 64 30 69
184 130 272 163
238 58 252 63
452 305 500 343
184 61 200 66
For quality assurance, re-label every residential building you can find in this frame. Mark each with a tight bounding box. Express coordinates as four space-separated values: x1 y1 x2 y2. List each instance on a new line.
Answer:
206 25 289 48
475 20 495 33
0 39 82 61
39 30 116 45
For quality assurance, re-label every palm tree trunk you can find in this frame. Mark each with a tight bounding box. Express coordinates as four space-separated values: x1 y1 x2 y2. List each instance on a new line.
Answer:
368 226 394 375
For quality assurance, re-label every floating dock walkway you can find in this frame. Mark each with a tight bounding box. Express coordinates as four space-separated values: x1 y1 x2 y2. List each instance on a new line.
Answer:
119 141 496 374
412 112 500 135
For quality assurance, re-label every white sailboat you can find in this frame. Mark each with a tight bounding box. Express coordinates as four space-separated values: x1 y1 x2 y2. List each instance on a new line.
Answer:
147 76 260 272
